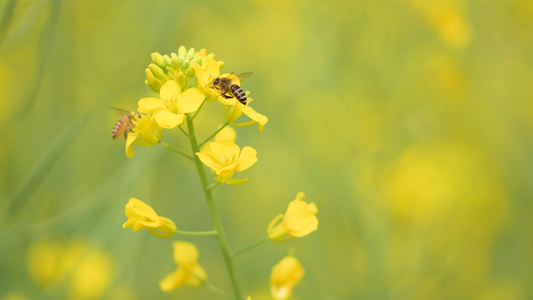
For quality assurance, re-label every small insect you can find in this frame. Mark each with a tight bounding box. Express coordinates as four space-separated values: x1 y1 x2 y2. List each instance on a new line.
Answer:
211 72 253 105
111 107 136 139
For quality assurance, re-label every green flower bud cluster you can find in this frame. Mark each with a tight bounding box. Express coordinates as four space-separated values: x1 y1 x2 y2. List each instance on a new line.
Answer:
145 46 222 93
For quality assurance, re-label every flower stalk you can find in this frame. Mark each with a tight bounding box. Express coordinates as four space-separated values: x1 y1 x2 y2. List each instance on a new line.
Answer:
186 113 244 300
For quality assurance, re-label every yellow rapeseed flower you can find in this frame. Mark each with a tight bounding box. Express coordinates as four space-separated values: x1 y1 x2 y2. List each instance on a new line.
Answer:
26 239 114 299
160 241 207 292
125 114 162 158
193 56 225 101
122 198 177 238
194 57 268 131
268 192 318 241
138 80 204 129
270 256 305 300
196 127 257 184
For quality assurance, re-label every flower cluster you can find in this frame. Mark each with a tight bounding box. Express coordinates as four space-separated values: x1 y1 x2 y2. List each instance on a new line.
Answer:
124 46 268 158
116 46 318 300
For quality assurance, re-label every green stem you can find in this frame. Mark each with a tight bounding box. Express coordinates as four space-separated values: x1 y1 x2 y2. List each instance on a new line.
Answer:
178 125 190 138
186 114 244 300
200 122 230 148
158 140 193 160
233 236 269 256
207 182 221 190
191 100 205 120
203 281 236 300
176 230 218 236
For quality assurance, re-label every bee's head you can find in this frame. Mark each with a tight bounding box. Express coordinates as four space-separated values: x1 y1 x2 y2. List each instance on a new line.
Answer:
213 78 220 85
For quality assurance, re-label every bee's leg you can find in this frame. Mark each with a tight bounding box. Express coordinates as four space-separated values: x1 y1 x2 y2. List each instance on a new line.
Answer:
222 93 234 99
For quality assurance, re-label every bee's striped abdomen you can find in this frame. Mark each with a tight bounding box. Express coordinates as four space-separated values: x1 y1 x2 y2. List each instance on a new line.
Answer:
112 115 132 139
231 84 247 105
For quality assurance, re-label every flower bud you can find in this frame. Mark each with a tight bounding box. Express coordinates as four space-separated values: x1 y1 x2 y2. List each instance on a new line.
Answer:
145 68 163 93
176 71 188 90
163 54 172 66
171 57 180 69
187 47 196 59
149 63 166 80
178 45 187 57
151 52 166 69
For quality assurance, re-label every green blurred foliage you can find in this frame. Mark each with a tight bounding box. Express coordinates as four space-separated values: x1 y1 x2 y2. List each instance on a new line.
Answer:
1 0 532 299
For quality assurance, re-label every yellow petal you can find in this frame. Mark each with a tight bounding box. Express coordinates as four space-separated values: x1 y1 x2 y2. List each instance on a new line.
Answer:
270 256 305 300
224 102 244 123
283 199 319 237
219 97 238 106
160 268 187 292
160 80 179 100
210 141 240 159
236 146 258 171
225 178 248 184
138 97 166 114
125 132 137 157
177 88 205 113
184 263 207 286
172 241 199 266
153 110 185 129
196 151 223 172
124 198 159 219
193 57 221 99
214 126 236 143
241 105 268 126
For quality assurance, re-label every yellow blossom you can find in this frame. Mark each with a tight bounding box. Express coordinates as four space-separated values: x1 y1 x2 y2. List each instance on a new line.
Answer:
138 80 204 129
196 127 257 184
193 56 225 101
122 197 177 238
160 241 207 292
26 239 113 299
125 114 162 158
193 56 268 131
268 192 318 241
270 256 305 300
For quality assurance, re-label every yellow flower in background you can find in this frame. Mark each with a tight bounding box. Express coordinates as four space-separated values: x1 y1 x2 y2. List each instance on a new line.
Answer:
125 114 161 158
270 256 305 300
160 241 207 292
408 0 471 48
1 292 28 300
26 239 114 299
196 127 257 184
122 197 177 238
138 80 204 129
68 248 114 300
268 192 318 241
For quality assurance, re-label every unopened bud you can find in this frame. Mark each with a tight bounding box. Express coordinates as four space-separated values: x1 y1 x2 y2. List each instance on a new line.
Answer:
149 63 166 80
151 52 166 69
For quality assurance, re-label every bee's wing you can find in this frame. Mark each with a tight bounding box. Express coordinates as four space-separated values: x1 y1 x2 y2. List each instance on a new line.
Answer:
110 107 132 115
237 72 254 82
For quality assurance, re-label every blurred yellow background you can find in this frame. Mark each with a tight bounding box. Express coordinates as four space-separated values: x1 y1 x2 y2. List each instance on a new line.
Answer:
1 0 532 299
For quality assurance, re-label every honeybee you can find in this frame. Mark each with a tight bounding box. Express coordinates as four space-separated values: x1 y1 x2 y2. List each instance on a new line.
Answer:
211 72 253 105
111 107 137 139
